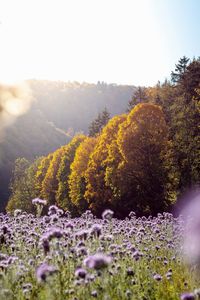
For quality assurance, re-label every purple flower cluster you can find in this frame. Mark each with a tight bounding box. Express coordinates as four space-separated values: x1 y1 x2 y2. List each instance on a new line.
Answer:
0 208 198 299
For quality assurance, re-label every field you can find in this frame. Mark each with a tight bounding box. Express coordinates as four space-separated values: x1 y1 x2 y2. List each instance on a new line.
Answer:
0 206 199 300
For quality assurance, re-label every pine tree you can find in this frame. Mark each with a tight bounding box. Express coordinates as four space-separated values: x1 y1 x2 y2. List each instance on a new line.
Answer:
88 108 110 137
171 56 190 84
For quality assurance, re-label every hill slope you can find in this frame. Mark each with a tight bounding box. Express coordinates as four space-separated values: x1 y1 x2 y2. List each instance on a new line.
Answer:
0 80 135 210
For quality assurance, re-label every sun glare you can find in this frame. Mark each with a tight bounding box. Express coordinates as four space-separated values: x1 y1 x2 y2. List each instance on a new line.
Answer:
3 98 28 116
0 0 167 86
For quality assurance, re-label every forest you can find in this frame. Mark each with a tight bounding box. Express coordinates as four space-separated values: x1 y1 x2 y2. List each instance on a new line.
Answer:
0 81 134 210
6 57 200 218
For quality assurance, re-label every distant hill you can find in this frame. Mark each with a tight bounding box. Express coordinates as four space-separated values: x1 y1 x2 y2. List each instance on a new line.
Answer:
29 80 135 133
0 80 135 210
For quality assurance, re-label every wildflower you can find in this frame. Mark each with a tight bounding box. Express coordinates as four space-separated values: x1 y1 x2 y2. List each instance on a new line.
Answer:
50 214 59 222
180 293 195 300
75 267 87 279
90 224 102 237
36 263 57 282
125 290 132 298
153 274 162 281
166 271 172 280
129 211 136 218
126 267 134 276
43 227 63 241
84 253 112 270
76 246 88 257
65 222 74 230
1 225 9 234
194 289 200 297
40 238 50 255
102 209 114 220
91 290 98 297
48 205 59 216
75 229 89 240
14 209 22 217
32 198 47 206
132 250 141 261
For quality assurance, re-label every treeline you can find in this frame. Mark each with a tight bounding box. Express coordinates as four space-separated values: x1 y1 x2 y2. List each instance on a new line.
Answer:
7 57 200 217
0 109 70 210
0 81 134 209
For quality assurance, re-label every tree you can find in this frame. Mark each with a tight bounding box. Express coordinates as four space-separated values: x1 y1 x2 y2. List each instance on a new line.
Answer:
170 58 200 190
170 93 200 190
127 87 148 111
68 137 98 214
88 108 110 137
41 146 68 206
56 134 86 212
171 56 190 84
85 114 126 216
35 153 53 197
106 103 178 216
6 157 42 213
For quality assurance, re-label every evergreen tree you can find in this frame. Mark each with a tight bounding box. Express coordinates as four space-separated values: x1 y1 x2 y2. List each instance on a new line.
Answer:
127 87 148 111
171 56 190 84
88 108 110 137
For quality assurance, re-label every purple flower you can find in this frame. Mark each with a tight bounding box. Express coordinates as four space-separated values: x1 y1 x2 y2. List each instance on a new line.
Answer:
153 274 162 281
91 290 98 297
36 263 57 282
32 198 47 206
90 224 102 237
75 267 87 279
48 205 59 216
84 253 112 270
14 209 22 217
102 209 114 220
180 293 195 300
40 238 50 255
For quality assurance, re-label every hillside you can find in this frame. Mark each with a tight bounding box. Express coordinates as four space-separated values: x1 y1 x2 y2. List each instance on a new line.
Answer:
0 81 135 210
29 80 135 133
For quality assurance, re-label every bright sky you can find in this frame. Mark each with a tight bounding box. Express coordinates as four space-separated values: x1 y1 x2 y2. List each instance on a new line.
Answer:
0 0 199 86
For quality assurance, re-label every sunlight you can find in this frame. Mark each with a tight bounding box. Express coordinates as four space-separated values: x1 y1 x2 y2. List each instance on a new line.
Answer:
4 98 25 116
0 0 165 86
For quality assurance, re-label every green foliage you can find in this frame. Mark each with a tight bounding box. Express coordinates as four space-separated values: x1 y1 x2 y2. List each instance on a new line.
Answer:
171 56 190 84
127 86 148 111
0 108 70 210
0 81 133 210
5 57 200 217
88 107 110 137
6 157 42 213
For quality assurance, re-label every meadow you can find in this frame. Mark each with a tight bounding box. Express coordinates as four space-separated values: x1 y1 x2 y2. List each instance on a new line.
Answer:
0 204 199 300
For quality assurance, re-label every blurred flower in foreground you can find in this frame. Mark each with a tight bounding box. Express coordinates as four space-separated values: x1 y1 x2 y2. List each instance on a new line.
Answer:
182 191 200 266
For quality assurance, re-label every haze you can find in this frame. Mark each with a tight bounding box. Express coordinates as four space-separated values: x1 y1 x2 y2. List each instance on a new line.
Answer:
0 0 199 86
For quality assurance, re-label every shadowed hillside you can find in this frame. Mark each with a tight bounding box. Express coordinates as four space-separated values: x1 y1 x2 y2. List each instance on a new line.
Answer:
0 80 135 210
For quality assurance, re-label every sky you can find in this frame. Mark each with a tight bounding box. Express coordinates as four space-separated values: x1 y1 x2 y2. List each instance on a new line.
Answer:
0 0 199 86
